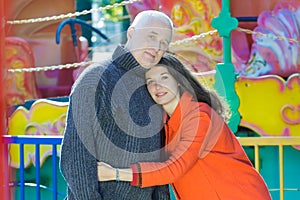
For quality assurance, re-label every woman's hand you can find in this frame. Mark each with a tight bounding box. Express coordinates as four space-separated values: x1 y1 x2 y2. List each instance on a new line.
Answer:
97 162 116 181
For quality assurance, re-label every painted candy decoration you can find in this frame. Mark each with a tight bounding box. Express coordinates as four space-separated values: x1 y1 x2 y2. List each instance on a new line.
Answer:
126 0 160 18
5 37 40 108
234 2 300 78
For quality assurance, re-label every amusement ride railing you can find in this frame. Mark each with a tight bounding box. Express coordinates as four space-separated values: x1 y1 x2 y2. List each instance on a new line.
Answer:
238 136 300 200
2 135 64 200
2 135 300 200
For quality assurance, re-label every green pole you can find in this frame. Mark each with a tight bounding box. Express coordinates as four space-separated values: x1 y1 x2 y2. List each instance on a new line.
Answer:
211 0 240 132
220 0 231 64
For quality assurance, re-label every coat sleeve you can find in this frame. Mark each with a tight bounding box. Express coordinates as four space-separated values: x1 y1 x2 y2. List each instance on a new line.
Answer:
60 76 102 199
132 108 212 188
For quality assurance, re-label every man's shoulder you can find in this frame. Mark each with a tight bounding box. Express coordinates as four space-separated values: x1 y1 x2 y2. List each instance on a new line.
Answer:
70 61 110 91
81 60 111 76
83 59 126 76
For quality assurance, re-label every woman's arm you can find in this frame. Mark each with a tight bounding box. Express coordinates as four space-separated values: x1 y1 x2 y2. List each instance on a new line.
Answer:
98 106 213 188
132 107 212 188
97 162 133 182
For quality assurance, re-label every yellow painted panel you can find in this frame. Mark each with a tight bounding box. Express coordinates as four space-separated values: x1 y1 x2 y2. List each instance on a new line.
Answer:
235 73 300 137
8 99 68 168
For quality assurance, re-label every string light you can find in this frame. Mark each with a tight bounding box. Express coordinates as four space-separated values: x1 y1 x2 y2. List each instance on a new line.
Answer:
236 27 300 45
6 0 141 24
8 61 94 73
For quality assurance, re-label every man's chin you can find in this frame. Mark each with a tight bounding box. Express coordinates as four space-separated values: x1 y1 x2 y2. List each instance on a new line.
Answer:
140 61 158 69
141 55 160 67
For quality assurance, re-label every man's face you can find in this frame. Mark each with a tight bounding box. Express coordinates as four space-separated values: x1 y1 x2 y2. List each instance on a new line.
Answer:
127 25 172 69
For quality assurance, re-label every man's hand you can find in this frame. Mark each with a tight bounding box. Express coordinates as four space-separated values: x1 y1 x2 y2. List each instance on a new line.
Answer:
97 162 116 181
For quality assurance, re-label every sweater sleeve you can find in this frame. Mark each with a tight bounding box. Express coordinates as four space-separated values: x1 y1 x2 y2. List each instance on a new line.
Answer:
60 73 102 199
135 109 212 188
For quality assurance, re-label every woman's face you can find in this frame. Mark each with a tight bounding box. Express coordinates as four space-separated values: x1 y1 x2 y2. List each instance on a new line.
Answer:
145 65 180 112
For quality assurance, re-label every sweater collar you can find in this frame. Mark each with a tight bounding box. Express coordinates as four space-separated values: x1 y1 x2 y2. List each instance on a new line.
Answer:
112 45 147 77
164 92 195 131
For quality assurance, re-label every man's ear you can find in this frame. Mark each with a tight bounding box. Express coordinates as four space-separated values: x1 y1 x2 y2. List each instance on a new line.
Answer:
127 27 134 40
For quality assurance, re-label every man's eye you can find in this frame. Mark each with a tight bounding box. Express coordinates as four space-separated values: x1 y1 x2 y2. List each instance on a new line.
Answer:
149 35 156 40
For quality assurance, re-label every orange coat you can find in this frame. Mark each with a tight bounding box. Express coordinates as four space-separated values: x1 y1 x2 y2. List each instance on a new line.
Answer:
131 93 272 200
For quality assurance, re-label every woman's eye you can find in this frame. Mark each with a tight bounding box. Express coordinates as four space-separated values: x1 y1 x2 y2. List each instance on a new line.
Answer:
161 75 169 80
146 80 154 85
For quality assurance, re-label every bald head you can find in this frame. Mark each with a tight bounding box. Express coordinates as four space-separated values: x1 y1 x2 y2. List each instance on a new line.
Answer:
130 10 173 33
125 10 174 69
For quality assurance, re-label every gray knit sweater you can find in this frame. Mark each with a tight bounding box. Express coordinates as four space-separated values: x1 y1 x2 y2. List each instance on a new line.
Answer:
60 45 170 200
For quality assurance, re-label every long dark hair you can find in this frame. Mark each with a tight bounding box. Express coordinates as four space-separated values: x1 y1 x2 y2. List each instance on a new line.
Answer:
158 54 230 121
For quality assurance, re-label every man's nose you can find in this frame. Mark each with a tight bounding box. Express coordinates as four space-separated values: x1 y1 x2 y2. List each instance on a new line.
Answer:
151 42 160 51
151 40 166 51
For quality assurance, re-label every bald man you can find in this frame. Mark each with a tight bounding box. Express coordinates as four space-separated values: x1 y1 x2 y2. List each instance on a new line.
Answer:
60 10 174 199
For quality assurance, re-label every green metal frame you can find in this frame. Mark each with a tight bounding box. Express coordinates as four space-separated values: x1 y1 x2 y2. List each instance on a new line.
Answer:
211 0 241 133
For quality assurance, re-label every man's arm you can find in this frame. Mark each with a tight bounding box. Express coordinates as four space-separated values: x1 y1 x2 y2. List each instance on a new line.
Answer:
60 100 102 199
60 78 102 199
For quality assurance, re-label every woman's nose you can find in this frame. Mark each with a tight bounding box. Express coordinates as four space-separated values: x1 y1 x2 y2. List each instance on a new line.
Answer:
155 82 163 89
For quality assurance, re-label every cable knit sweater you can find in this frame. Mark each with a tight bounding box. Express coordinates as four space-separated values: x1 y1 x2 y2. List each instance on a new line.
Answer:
60 45 170 200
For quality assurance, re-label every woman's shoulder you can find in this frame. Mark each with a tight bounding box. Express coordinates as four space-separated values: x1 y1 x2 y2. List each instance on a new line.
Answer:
180 93 211 115
198 102 212 115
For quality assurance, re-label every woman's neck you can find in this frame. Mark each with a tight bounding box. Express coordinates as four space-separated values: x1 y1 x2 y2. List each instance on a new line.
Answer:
162 95 180 116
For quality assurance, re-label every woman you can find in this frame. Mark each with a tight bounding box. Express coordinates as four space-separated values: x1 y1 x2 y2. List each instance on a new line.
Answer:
98 54 272 200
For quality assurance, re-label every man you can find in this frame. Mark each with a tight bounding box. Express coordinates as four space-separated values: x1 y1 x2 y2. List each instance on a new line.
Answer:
60 10 174 199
